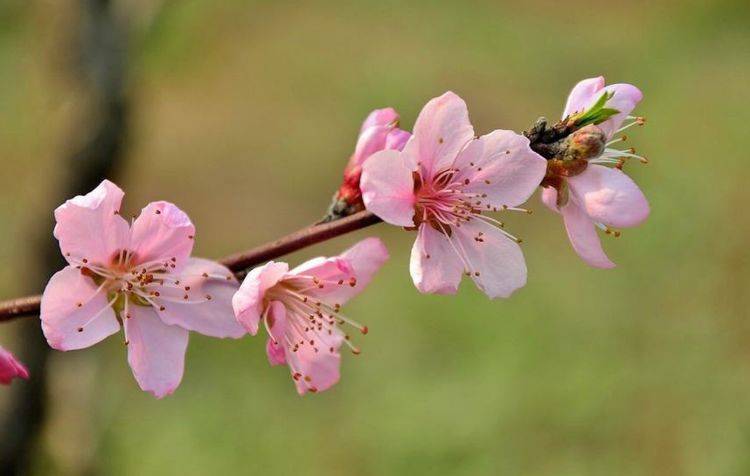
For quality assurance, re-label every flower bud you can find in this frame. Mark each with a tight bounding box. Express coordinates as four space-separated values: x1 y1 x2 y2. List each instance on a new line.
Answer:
324 108 411 222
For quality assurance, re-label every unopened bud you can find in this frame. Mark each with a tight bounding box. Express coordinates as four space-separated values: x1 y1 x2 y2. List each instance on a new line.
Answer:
564 125 606 162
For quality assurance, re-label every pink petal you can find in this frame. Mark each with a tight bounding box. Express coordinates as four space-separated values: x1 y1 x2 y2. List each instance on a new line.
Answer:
0 346 29 385
454 130 547 208
385 129 411 151
560 200 615 269
286 328 343 395
454 218 527 299
265 300 287 366
409 224 464 295
402 91 474 178
155 258 245 339
291 237 389 305
40 266 120 351
232 261 289 335
338 237 389 291
562 76 605 118
351 125 397 168
129 201 195 270
54 179 130 267
540 187 560 213
597 83 643 138
568 165 649 228
124 304 189 398
360 107 399 132
360 149 416 227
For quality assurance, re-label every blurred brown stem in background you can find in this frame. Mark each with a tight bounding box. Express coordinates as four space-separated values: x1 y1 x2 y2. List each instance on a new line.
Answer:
0 0 129 473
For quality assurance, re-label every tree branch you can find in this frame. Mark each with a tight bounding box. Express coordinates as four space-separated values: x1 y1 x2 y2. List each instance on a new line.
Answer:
0 210 381 322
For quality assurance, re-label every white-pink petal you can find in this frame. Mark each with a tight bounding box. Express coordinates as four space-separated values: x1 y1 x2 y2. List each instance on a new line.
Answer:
156 258 245 339
568 165 650 229
598 83 643 138
409 224 464 295
232 261 289 335
540 187 560 213
129 201 195 269
53 179 130 267
454 130 547 208
561 199 616 269
124 304 189 398
360 149 416 227
40 266 120 351
563 76 605 118
454 218 527 299
402 91 474 179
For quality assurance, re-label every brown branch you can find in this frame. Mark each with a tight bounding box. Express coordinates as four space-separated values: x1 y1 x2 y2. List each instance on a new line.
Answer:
0 210 382 323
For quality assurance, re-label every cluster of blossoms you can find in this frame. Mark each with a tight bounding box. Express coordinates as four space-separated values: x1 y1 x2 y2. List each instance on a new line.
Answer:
1 76 649 397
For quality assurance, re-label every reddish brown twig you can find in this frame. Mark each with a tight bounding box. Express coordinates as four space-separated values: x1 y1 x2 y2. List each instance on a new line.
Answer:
0 210 381 322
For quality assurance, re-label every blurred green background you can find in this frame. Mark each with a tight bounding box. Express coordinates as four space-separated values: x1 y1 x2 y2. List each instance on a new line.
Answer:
1 0 749 474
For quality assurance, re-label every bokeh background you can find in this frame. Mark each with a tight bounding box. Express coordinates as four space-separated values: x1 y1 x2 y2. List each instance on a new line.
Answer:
1 0 749 474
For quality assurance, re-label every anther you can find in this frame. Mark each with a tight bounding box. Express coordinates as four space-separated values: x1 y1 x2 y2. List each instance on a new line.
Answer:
155 209 161 214
159 306 166 311
77 327 83 332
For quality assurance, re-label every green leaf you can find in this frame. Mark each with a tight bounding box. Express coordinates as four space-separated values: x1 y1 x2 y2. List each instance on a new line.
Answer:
572 91 620 127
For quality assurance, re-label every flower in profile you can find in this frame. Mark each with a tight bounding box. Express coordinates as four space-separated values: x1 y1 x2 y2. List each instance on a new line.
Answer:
360 92 547 298
0 346 29 385
541 76 650 268
40 180 245 398
326 108 411 220
232 238 388 395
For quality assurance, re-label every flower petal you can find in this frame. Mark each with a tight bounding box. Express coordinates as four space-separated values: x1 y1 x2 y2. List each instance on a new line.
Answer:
409 224 464 295
53 179 130 267
40 266 120 351
454 218 527 299
562 76 605 118
540 187 560 213
360 149 416 227
232 261 289 335
265 300 287 366
598 83 643 138
291 237 389 305
124 305 189 398
560 200 615 269
568 164 649 228
0 346 29 385
156 258 245 339
360 107 399 132
402 91 474 178
130 201 195 270
385 129 411 151
455 130 547 208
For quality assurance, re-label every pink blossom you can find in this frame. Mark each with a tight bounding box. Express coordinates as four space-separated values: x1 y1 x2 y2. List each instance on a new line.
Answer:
542 77 650 268
335 108 411 213
0 346 29 385
360 92 547 298
232 238 388 395
40 180 245 398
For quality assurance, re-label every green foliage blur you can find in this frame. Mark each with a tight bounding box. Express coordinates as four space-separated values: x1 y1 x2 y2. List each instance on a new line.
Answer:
1 0 749 474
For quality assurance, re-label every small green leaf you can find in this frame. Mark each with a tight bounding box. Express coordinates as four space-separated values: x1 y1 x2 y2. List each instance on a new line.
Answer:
572 91 620 127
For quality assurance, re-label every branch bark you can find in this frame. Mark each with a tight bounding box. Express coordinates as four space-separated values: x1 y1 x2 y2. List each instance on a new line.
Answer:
0 210 381 323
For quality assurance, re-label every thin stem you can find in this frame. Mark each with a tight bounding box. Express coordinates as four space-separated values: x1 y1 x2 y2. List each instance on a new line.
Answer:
0 210 382 322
